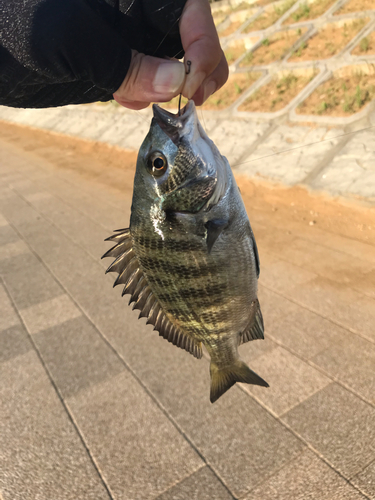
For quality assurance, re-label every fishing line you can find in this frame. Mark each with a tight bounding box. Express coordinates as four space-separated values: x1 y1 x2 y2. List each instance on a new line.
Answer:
231 124 375 167
148 9 374 165
151 15 183 57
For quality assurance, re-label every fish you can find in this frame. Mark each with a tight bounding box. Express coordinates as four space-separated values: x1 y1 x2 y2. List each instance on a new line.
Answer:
102 100 269 403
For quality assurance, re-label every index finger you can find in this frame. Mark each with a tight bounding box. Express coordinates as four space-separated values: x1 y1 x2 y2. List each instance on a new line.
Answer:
180 0 227 99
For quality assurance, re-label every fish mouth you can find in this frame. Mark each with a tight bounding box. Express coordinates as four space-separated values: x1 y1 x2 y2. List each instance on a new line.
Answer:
152 100 195 144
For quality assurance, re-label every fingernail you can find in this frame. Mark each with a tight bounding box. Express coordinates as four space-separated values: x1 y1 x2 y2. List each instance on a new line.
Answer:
153 61 185 94
184 71 206 99
203 81 217 102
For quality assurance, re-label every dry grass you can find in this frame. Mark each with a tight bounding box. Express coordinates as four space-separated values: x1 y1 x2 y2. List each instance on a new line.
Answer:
297 71 375 116
283 0 337 25
220 20 246 36
335 0 375 14
163 73 262 112
240 28 305 66
239 72 315 112
225 39 258 64
243 0 297 32
289 18 368 61
352 31 375 55
203 73 262 110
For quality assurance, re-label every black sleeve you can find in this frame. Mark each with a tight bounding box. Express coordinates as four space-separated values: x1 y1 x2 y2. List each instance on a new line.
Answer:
0 0 186 108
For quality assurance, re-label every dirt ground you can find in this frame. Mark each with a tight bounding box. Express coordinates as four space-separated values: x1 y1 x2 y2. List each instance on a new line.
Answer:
1 121 374 246
282 0 337 25
225 39 258 64
244 0 297 32
164 73 261 111
352 31 375 55
335 0 375 15
239 72 314 112
219 19 245 37
289 18 368 61
240 28 305 66
297 71 375 116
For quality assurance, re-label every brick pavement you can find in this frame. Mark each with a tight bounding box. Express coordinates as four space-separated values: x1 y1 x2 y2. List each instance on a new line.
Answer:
0 127 374 499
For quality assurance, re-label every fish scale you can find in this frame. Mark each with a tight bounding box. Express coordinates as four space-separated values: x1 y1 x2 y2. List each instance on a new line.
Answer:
103 100 269 403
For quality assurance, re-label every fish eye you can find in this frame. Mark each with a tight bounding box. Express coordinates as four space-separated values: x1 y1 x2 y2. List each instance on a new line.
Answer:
147 151 168 177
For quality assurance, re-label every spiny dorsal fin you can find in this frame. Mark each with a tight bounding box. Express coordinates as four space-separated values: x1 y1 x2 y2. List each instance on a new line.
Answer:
103 228 203 359
239 299 264 345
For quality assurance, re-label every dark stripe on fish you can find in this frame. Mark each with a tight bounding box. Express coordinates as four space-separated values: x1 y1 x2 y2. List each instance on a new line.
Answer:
133 235 202 253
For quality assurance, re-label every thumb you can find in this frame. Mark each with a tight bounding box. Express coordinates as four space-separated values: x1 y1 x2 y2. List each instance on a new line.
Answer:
113 50 186 110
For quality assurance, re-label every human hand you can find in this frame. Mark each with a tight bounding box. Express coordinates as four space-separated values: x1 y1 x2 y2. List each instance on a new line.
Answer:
113 0 228 110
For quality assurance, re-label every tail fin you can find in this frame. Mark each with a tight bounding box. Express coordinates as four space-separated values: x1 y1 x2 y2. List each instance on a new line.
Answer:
210 359 269 403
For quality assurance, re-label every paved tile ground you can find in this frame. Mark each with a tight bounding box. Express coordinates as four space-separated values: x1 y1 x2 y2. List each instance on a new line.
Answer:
0 124 374 500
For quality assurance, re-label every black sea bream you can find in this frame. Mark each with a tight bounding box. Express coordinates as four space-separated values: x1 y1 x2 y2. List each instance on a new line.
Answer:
103 101 269 403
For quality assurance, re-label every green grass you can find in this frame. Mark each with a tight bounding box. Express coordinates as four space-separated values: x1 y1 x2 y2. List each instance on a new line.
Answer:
234 82 243 94
292 2 310 22
294 40 307 57
359 37 370 52
274 0 296 16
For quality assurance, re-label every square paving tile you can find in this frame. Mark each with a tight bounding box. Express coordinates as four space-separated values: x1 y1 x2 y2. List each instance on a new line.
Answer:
276 237 374 285
16 180 109 261
286 276 375 343
352 268 375 300
0 325 33 364
67 371 203 500
283 383 375 478
20 294 82 335
0 213 8 227
157 466 234 500
245 450 366 500
257 285 299 329
0 251 64 309
0 351 111 500
34 316 125 398
0 240 29 261
352 459 375 500
0 224 19 246
0 283 20 331
23 191 53 202
260 259 318 294
239 335 278 363
189 393 306 498
243 346 331 416
268 303 350 359
312 334 375 404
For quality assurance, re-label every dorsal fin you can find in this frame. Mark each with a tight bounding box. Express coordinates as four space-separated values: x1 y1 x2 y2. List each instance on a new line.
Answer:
103 228 202 359
239 299 264 344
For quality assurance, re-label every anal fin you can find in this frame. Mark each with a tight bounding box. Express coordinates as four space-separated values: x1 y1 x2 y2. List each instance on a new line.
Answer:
240 299 264 344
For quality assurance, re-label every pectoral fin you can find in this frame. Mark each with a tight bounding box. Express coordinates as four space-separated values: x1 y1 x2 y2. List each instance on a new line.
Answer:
205 219 229 253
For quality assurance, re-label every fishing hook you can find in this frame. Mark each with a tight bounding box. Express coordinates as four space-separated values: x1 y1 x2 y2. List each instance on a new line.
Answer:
178 60 192 116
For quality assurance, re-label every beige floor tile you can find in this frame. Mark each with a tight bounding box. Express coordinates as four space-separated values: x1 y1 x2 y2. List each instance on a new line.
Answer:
243 346 331 416
20 294 81 334
0 284 20 331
